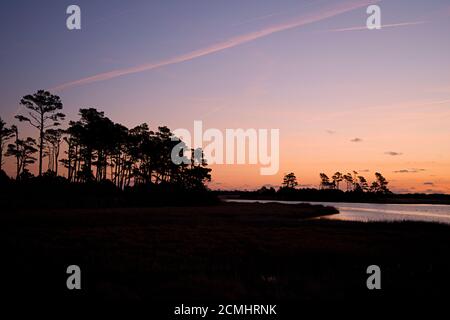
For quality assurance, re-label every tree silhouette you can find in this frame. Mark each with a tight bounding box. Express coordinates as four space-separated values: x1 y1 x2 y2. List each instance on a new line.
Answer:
352 171 359 184
16 90 65 176
0 117 14 173
9 125 20 179
282 172 298 188
59 108 211 191
6 137 38 179
129 124 153 185
183 148 212 190
332 172 343 190
44 128 64 175
319 173 333 189
374 172 390 194
357 175 369 192
64 108 110 182
318 171 387 194
343 173 354 191
370 181 380 193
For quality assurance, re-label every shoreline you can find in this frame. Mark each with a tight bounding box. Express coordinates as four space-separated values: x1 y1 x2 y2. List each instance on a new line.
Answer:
219 195 450 205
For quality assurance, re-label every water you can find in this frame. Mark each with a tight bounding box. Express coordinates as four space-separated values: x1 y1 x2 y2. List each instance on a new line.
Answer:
226 199 450 224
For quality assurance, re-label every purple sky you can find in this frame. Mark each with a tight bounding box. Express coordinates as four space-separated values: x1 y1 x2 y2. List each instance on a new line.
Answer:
1 0 449 192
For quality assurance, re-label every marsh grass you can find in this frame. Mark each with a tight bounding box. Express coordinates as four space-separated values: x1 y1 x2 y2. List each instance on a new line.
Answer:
1 203 449 301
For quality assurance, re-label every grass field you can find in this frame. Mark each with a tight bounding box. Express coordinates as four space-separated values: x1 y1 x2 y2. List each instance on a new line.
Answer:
1 202 449 302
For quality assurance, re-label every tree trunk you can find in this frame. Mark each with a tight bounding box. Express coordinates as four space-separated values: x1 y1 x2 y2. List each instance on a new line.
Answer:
55 144 60 176
15 131 20 180
39 112 44 176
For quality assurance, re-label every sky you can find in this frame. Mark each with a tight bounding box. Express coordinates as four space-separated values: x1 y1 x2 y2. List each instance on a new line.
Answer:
1 0 450 193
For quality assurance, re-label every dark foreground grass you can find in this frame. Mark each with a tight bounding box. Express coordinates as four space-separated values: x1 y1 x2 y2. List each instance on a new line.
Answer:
0 202 449 302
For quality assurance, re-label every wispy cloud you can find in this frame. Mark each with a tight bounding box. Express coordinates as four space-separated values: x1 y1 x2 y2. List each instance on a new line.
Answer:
423 182 434 186
325 20 426 32
393 170 409 173
424 188 446 194
385 151 402 156
393 168 426 173
326 130 336 134
350 137 363 142
52 0 379 91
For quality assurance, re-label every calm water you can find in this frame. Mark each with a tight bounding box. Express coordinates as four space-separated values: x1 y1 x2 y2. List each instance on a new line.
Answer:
226 199 450 224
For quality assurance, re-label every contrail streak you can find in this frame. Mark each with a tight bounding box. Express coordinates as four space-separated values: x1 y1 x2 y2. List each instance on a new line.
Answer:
52 0 379 91
326 20 426 32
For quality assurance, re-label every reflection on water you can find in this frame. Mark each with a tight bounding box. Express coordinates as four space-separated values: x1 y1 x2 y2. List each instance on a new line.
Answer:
226 199 450 224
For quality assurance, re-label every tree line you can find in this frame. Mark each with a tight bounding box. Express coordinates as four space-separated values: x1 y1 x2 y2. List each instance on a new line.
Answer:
0 90 211 191
281 170 391 194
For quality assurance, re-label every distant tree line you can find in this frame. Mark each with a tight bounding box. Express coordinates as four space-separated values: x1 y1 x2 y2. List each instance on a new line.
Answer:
0 90 211 192
318 171 390 194
246 171 394 203
280 171 390 194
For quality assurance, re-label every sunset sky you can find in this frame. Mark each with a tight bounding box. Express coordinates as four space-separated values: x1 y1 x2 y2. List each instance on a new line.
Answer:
1 0 450 193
